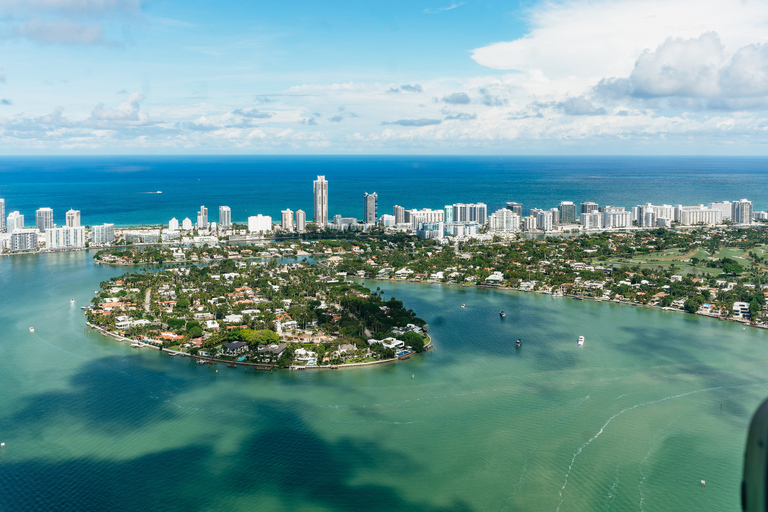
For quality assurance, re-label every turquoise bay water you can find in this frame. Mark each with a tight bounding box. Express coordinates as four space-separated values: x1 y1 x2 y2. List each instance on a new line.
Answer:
2 252 768 511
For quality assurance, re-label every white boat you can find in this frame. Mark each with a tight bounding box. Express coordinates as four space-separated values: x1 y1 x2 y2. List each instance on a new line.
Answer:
461 304 466 309
29 327 34 332
70 298 75 303
131 343 140 348
577 335 585 346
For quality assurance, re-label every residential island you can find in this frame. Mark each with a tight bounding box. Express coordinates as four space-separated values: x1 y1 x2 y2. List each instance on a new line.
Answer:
85 254 429 370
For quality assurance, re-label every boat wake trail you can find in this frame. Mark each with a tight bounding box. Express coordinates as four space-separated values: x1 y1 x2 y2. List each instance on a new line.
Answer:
554 384 735 512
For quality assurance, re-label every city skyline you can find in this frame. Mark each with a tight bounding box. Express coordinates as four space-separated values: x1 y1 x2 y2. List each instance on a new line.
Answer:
0 0 767 154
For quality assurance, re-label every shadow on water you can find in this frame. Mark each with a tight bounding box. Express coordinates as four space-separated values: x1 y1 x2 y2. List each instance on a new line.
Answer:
0 356 195 433
0 358 474 512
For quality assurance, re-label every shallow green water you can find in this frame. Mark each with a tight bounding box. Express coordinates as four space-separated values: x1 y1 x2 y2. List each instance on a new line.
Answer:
1 252 766 511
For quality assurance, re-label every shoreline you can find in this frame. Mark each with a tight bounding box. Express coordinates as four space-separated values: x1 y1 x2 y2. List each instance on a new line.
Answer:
85 321 431 371
362 276 767 332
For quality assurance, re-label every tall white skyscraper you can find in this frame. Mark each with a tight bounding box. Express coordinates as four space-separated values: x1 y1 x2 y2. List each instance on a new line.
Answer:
36 207 54 231
182 217 193 230
197 206 208 229
219 206 232 227
313 175 328 226
7 211 24 231
363 192 378 224
169 217 179 231
281 209 294 232
66 209 81 227
295 209 306 232
0 198 5 232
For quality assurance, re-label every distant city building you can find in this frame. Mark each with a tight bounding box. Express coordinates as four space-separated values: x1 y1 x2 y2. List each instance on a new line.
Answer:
197 206 208 229
248 214 272 234
124 230 160 244
7 211 24 231
92 223 115 245
581 212 604 230
168 217 179 231
443 205 454 224
313 175 328 226
674 205 723 226
505 202 523 216
708 201 732 221
451 203 488 225
295 209 306 232
219 206 232 228
636 203 673 227
393 205 405 224
488 208 520 232
46 226 85 250
0 198 4 232
379 214 396 227
580 202 599 215
363 192 378 224
558 201 577 224
444 222 479 237
11 229 37 252
732 199 753 224
281 209 294 232
36 207 54 231
182 217 193 230
417 222 444 240
549 208 560 225
523 216 537 231
537 210 553 231
405 208 444 229
603 207 632 228
66 209 81 227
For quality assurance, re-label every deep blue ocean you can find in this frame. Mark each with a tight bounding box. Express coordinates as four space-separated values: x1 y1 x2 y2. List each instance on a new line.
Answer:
1 155 767 227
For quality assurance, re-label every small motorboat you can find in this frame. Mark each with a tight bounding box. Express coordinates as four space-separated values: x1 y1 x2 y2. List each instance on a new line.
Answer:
500 311 506 318
29 327 34 333
461 304 466 309
577 336 585 346
515 339 522 348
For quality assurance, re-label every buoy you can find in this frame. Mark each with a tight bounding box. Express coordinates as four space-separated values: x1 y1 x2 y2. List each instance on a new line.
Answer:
216 370 218 373
701 480 706 486
412 374 414 380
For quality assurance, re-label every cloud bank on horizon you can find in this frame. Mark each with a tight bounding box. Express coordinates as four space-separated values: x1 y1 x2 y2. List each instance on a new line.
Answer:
1 0 768 154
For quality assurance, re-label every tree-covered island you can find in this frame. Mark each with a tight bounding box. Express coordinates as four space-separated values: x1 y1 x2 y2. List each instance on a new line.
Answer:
86 256 429 369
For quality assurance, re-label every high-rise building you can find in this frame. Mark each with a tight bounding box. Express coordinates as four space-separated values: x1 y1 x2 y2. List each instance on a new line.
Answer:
582 212 603 230
363 192 378 224
168 218 179 231
36 208 54 231
248 215 272 234
580 202 599 215
708 201 732 221
295 210 306 232
313 175 328 226
488 208 520 231
11 229 37 252
0 198 5 232
404 208 444 229
66 209 81 227
506 202 523 216
393 205 405 224
92 223 115 245
197 206 209 229
443 205 454 224
7 211 24 231
219 206 232 228
281 209 294 232
451 203 488 225
46 226 85 250
182 217 193 230
558 201 577 224
537 210 553 231
732 199 753 224
549 208 560 225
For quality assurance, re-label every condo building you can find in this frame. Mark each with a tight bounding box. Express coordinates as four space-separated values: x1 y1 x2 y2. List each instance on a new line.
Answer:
36 207 54 231
219 206 232 228
363 192 378 225
197 206 208 229
295 209 306 232
313 175 328 226
92 223 115 245
558 201 577 224
281 209 294 232
66 209 81 227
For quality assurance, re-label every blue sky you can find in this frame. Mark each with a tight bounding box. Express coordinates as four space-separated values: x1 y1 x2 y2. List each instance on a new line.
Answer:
2 0 768 154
